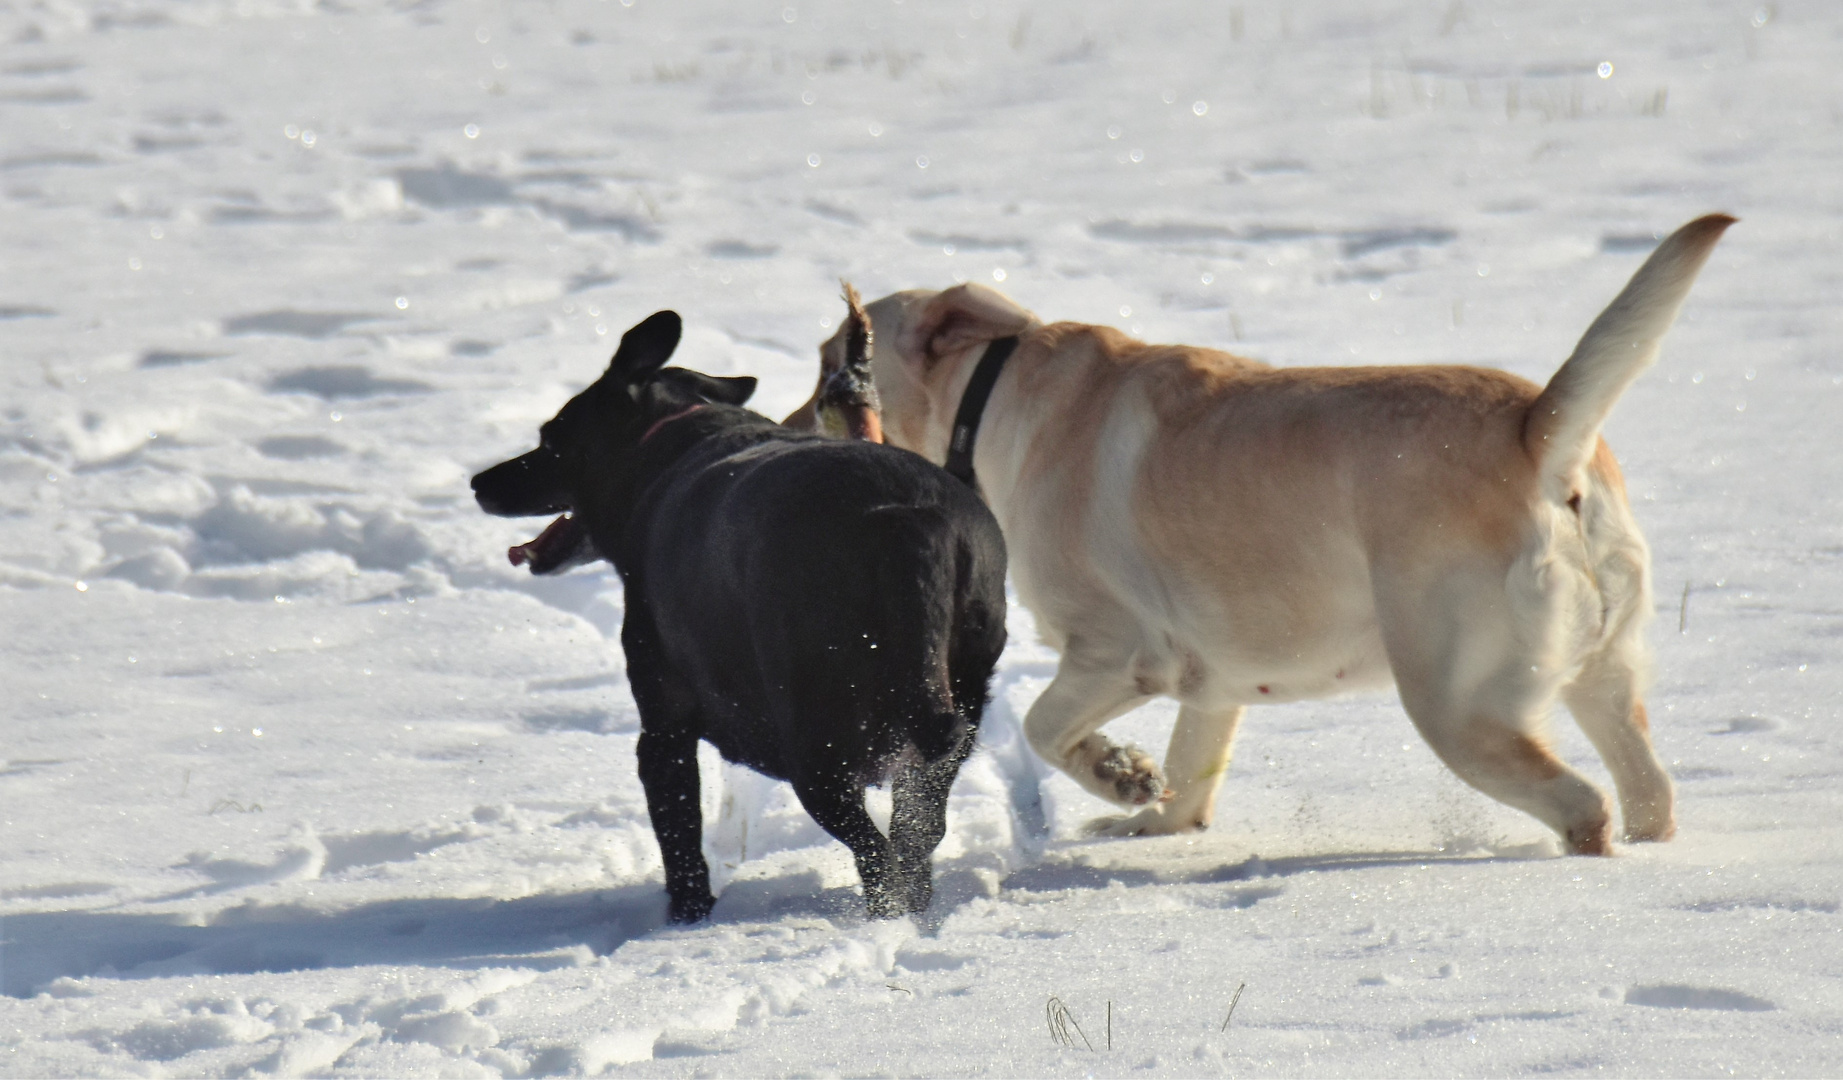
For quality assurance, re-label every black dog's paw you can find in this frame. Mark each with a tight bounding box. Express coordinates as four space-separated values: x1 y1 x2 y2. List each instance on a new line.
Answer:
903 878 934 916
667 890 716 924
864 882 909 920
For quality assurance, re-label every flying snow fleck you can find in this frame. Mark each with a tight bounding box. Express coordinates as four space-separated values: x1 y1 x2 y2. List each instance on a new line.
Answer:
1598 62 1613 78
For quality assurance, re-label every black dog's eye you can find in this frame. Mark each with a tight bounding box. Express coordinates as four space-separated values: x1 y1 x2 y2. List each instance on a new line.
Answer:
539 434 583 463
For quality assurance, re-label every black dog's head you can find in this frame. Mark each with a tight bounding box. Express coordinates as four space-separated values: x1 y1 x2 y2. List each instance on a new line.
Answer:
471 310 757 574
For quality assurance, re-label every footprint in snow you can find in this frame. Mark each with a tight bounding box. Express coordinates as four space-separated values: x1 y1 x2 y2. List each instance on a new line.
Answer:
1710 715 1782 736
0 87 88 106
2 58 83 77
319 827 474 876
267 365 433 398
0 758 64 779
138 349 227 369
254 434 345 460
892 947 971 973
396 164 516 209
1624 984 1776 1011
522 708 623 735
706 240 779 259
223 310 379 339
908 229 1030 254
567 270 619 292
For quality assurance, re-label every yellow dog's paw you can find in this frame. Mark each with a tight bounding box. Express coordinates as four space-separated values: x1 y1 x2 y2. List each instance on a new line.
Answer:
1091 743 1166 807
1083 804 1200 838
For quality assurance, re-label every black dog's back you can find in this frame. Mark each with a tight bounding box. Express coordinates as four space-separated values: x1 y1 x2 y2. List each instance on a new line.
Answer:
628 420 1006 786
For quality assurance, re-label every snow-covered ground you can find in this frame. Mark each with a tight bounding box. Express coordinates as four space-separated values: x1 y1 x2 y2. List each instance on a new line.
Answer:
3 0 1840 1074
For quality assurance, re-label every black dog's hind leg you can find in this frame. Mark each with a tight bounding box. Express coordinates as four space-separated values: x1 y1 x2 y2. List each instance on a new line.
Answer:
889 737 974 914
792 774 901 918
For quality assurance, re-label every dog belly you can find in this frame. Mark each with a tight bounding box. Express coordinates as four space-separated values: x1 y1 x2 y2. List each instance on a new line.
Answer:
1192 634 1395 704
695 712 794 783
1014 546 1395 706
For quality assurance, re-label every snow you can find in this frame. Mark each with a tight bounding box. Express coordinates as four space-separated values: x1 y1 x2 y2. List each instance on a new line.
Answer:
2 0 1840 1074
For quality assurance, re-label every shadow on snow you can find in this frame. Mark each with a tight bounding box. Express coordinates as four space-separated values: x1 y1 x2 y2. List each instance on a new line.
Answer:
3 846 1535 997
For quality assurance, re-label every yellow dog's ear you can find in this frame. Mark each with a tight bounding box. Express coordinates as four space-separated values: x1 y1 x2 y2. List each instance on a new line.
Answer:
900 283 1034 367
839 280 872 373
782 281 881 431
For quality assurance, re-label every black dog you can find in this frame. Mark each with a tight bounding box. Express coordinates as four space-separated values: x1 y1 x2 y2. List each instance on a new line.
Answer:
472 311 1008 922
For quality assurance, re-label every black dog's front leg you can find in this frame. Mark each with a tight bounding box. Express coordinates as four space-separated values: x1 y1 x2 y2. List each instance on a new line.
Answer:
625 603 715 923
636 728 714 923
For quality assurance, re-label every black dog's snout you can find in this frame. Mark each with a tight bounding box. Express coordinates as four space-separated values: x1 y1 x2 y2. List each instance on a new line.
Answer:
470 464 510 515
471 450 565 518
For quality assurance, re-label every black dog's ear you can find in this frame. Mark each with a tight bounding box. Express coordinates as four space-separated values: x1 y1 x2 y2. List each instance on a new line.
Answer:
661 370 755 405
607 311 682 381
688 373 757 406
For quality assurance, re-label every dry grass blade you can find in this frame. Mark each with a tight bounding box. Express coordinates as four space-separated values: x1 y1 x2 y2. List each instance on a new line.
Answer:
1220 982 1247 1032
1046 995 1093 1051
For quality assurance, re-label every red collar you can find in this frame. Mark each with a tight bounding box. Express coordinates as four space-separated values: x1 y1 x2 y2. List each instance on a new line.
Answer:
638 404 706 445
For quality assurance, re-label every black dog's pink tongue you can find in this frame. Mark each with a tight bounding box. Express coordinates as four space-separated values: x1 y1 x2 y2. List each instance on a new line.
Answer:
509 514 578 569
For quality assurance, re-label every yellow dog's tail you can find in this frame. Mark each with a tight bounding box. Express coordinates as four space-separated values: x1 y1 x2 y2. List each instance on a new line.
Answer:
1525 214 1735 496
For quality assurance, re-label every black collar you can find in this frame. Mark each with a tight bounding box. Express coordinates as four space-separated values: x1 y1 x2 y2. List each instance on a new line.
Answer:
943 335 1019 489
